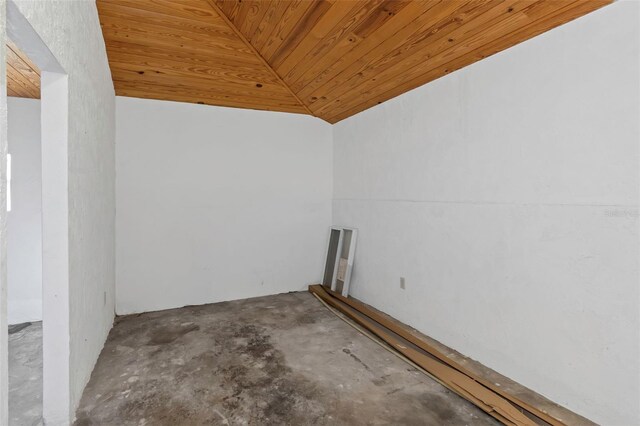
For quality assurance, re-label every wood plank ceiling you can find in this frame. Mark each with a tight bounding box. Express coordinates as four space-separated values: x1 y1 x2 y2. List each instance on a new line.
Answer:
6 40 41 99
98 0 611 123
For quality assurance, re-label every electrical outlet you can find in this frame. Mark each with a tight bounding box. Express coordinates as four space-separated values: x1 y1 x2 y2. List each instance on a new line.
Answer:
103 291 107 306
400 277 406 290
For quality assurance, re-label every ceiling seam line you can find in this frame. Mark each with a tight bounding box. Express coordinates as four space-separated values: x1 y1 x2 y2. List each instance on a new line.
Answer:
204 0 317 119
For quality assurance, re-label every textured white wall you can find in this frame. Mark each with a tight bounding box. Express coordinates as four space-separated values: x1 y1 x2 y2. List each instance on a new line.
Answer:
116 97 332 314
40 70 71 425
11 1 116 423
333 2 639 425
0 1 9 423
7 97 41 324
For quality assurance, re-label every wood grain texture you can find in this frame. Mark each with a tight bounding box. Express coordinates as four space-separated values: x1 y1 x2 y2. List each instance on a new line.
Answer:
309 285 537 426
318 285 583 426
204 0 315 116
97 0 307 113
6 40 40 99
312 283 597 425
97 0 612 121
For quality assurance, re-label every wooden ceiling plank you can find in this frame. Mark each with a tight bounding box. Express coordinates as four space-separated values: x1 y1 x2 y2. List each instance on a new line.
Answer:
99 0 305 114
101 0 222 24
265 0 333 68
106 50 281 85
275 0 365 79
6 74 20 97
114 80 307 113
291 0 429 97
112 79 294 103
7 84 22 98
278 0 386 85
7 40 40 75
98 2 237 39
113 86 301 110
7 62 39 97
308 0 492 112
219 0 242 21
320 0 577 119
258 0 317 61
116 90 307 114
298 0 464 101
105 40 273 72
116 90 305 113
7 45 41 90
234 0 257 35
100 29 265 68
99 20 255 59
7 73 32 98
98 0 230 29
352 0 414 39
243 0 273 41
108 71 292 103
109 66 297 100
6 69 39 98
98 0 610 121
326 0 610 123
6 39 40 98
290 0 419 93
250 1 291 53
7 62 39 98
312 0 539 115
205 0 314 116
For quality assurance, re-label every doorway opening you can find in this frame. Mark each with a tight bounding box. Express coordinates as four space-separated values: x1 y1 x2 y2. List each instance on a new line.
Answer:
3 0 70 423
7 36 42 426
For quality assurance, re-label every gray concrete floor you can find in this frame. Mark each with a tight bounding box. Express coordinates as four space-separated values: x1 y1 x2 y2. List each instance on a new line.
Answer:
75 292 499 425
9 321 43 426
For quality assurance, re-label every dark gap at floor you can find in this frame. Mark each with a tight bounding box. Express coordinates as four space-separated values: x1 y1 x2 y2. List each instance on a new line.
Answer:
9 322 32 335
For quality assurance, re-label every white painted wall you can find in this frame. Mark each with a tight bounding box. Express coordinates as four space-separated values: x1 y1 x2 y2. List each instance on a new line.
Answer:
40 70 71 425
9 1 116 423
0 2 9 422
333 2 639 425
7 97 41 324
116 97 332 314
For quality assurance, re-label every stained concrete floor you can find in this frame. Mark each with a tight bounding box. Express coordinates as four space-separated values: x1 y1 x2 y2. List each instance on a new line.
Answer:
9 321 43 426
75 292 499 425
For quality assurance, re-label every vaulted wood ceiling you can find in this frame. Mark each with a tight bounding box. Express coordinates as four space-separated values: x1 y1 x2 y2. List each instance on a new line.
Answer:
6 40 40 99
98 0 611 123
